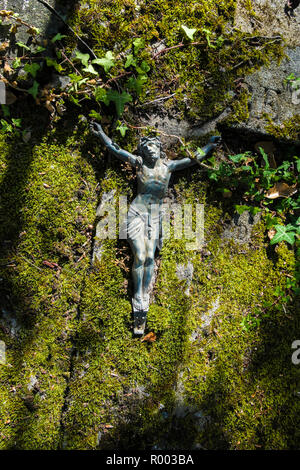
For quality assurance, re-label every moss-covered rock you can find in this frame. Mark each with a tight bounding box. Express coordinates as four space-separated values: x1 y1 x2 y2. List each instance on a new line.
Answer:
0 0 299 451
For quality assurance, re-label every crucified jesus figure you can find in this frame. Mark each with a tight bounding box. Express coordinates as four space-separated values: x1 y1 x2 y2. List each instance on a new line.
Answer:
90 122 220 328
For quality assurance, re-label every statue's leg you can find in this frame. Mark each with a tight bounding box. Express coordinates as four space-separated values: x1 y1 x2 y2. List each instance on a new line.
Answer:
143 237 157 310
129 236 146 304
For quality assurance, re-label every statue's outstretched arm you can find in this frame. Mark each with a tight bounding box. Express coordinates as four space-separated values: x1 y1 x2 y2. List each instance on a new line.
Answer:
90 122 138 167
169 136 221 172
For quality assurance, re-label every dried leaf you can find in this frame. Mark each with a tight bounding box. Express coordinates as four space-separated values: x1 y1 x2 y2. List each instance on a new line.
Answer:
265 182 297 199
42 260 57 269
3 62 12 74
268 228 276 240
44 100 55 114
0 41 9 51
141 332 157 343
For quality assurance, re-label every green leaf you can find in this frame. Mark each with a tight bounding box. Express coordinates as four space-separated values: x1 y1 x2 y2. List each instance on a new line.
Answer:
24 62 41 78
46 58 63 72
27 81 39 100
83 64 98 75
229 153 248 163
75 50 90 67
106 90 132 116
116 123 129 137
133 38 145 55
270 224 296 245
92 51 115 73
36 45 46 53
51 33 67 43
127 74 148 95
235 205 251 215
181 25 197 40
69 95 81 107
203 28 216 49
196 147 206 157
12 118 22 127
12 58 21 69
125 54 137 68
259 147 270 169
94 87 110 105
16 41 31 51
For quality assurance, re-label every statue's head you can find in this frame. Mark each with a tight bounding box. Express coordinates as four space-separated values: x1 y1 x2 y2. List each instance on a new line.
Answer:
138 136 162 164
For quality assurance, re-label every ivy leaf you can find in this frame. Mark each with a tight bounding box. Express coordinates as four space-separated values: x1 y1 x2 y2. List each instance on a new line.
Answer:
46 58 63 73
125 54 137 68
181 25 197 40
94 87 110 105
12 57 21 69
106 90 132 116
27 81 39 100
83 64 98 75
235 205 251 215
51 33 67 43
75 50 90 68
135 61 150 74
127 74 148 96
16 41 30 51
24 62 41 78
12 118 22 127
116 123 129 137
92 51 115 73
270 224 296 245
203 28 216 49
196 147 206 157
133 38 145 55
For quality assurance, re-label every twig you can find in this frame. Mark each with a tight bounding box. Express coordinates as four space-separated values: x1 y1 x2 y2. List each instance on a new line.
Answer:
152 41 205 60
136 93 176 107
60 50 81 75
19 256 43 271
35 0 97 60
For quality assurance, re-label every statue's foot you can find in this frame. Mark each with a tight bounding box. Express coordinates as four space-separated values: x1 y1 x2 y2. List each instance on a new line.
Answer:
132 295 144 312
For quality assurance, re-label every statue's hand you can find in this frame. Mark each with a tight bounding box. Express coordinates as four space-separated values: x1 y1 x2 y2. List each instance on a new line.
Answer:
89 121 103 136
209 135 222 144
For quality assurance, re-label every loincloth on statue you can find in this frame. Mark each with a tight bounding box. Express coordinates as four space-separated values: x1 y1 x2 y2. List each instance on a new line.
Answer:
125 204 163 250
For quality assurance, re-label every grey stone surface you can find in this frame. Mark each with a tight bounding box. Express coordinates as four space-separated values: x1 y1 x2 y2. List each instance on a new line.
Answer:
222 210 261 245
242 47 300 135
235 0 300 47
0 0 67 42
201 296 220 330
176 261 194 296
92 190 116 265
233 0 300 136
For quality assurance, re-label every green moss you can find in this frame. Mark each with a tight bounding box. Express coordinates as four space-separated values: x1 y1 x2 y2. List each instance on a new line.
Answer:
69 0 284 125
0 0 298 452
265 114 300 141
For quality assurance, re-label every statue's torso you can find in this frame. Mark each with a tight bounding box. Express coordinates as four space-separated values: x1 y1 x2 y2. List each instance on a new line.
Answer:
133 160 171 212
